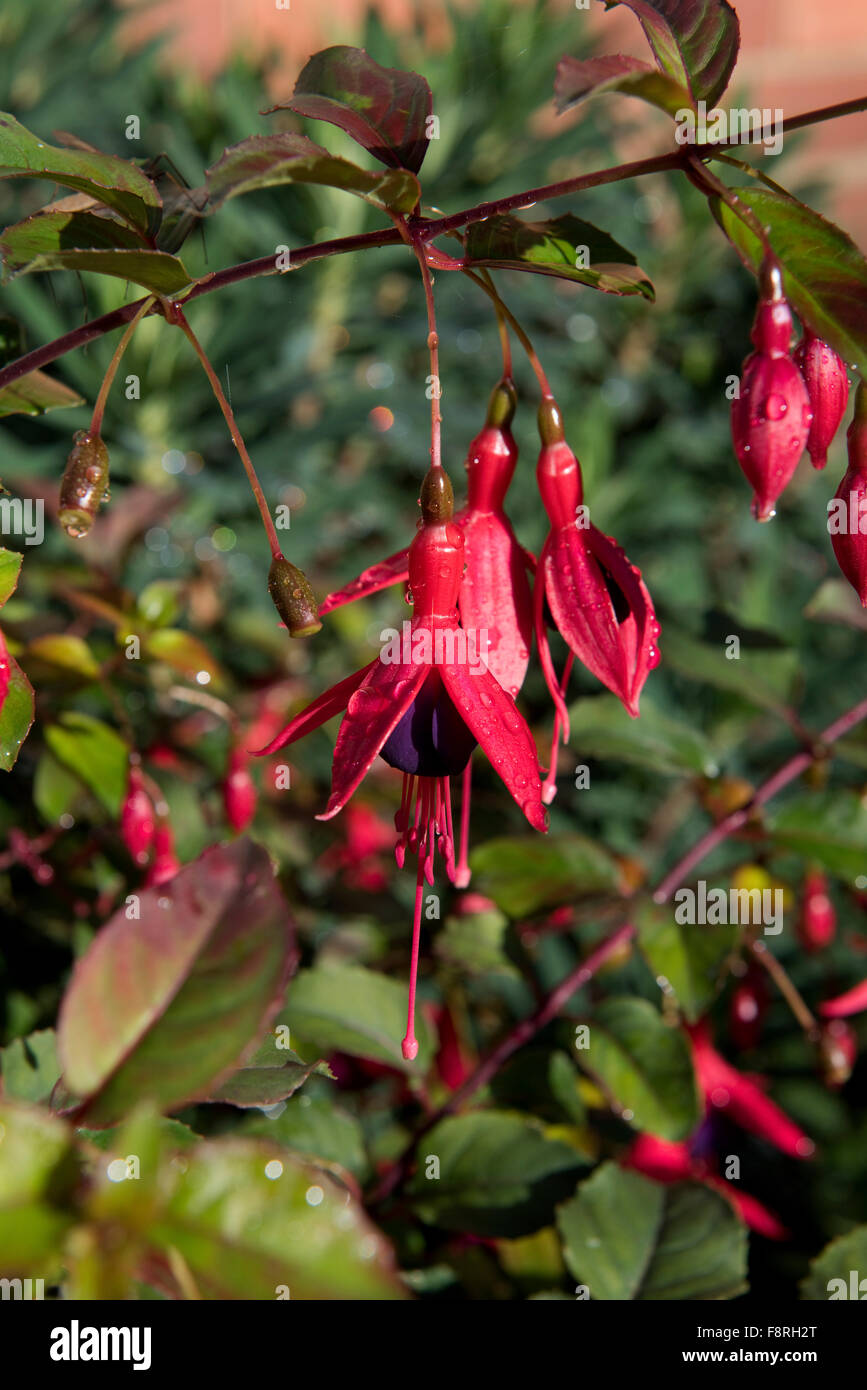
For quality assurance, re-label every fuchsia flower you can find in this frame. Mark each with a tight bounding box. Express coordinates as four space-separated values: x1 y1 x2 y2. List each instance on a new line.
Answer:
120 765 156 865
321 378 532 697
318 802 394 893
144 819 181 888
793 330 850 470
728 966 767 1051
830 382 867 605
687 1019 814 1159
623 1132 788 1240
319 379 534 883
532 398 659 789
255 466 546 1060
222 743 257 833
730 261 813 521
798 869 836 953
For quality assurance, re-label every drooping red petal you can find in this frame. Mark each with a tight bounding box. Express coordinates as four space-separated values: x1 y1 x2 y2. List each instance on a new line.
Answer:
318 654 429 820
622 1133 694 1182
543 525 654 717
689 1022 814 1159
439 656 546 831
707 1179 789 1240
819 976 867 1018
533 547 571 739
458 510 532 698
252 660 377 756
319 547 409 615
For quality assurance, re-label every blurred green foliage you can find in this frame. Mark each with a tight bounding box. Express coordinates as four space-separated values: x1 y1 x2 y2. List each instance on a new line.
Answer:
0 0 866 1302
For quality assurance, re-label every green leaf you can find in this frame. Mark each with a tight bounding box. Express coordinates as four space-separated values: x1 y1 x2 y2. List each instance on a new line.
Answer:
0 367 83 418
765 791 867 884
469 834 620 917
711 188 867 376
284 962 433 1071
0 1030 60 1103
578 997 701 1139
491 1049 587 1126
801 1225 867 1300
56 838 294 1126
557 1162 747 1299
636 901 736 1021
568 694 719 776
554 54 691 118
0 546 22 607
408 1111 585 1238
33 750 83 823
245 1095 368 1181
661 625 798 714
44 711 128 815
272 45 433 174
149 1137 404 1299
0 654 35 771
464 213 654 298
602 1 740 107
804 579 867 634
23 633 101 683
136 579 182 628
205 133 420 216
434 905 518 977
143 627 223 686
0 1101 78 1272
204 1043 330 1108
0 114 160 233
1 211 193 293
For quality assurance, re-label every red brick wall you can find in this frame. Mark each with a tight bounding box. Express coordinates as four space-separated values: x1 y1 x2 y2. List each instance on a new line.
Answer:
583 0 867 245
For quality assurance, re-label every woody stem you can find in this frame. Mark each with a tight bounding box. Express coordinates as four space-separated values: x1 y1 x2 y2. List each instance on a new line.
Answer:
172 306 282 560
749 938 819 1038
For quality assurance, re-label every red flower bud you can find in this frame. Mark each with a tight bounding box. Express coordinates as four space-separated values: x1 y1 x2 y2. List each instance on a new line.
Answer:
731 269 812 521
729 967 767 1050
223 745 257 833
798 869 836 953
144 820 181 887
830 383 867 605
793 331 849 469
120 766 156 865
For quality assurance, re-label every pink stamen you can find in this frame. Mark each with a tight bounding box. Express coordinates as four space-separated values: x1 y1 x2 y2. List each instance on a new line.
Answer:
454 762 473 888
542 653 574 805
402 853 426 1061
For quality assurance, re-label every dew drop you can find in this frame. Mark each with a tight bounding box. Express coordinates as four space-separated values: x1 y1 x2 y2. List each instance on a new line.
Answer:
762 392 787 421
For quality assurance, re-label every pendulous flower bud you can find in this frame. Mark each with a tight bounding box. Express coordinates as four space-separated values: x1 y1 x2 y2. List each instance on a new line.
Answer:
793 330 850 470
223 745 257 833
818 1020 857 1089
830 382 867 605
798 868 836 953
120 765 155 865
268 554 322 637
731 263 812 521
59 430 110 538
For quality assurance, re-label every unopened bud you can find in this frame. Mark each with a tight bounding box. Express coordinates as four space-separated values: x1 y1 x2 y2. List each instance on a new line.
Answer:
268 555 322 637
59 431 110 538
